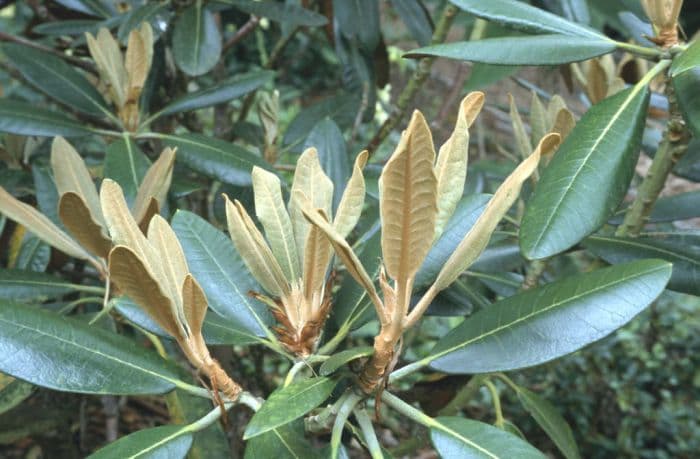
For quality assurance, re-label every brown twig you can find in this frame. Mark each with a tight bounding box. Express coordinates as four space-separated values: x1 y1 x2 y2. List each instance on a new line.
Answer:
223 16 261 55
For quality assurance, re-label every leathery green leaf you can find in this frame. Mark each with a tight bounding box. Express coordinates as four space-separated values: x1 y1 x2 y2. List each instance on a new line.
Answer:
86 425 193 459
520 85 650 260
0 100 92 137
172 2 221 76
426 259 671 374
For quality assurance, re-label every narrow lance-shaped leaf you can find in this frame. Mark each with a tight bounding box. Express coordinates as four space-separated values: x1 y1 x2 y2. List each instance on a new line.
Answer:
509 94 532 160
380 110 438 285
224 196 289 298
431 133 560 293
86 28 127 107
125 23 153 97
333 150 368 238
0 100 92 137
253 167 300 282
302 216 333 300
132 147 176 226
0 187 93 262
86 425 193 459
434 92 484 239
58 192 112 259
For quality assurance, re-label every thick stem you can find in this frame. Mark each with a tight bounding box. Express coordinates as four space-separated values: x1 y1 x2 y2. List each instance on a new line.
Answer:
616 72 692 236
364 3 458 154
357 324 400 394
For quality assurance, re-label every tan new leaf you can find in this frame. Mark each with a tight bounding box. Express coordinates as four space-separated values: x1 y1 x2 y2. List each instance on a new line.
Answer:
137 197 159 234
288 148 334 263
224 195 289 298
434 92 484 239
125 23 153 94
586 58 608 104
51 137 107 233
299 200 387 324
552 108 576 141
380 110 438 284
0 186 93 262
100 179 154 261
58 192 112 259
508 94 532 160
529 92 548 146
333 150 368 238
108 245 185 340
302 207 333 300
133 147 175 225
431 133 561 293
253 167 300 282
86 29 127 107
182 273 208 338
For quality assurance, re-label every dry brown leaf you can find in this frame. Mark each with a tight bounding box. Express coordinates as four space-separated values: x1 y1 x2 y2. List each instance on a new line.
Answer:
0 186 93 262
333 150 368 238
137 197 159 235
133 147 175 225
58 192 112 259
224 195 290 298
108 245 185 339
552 108 576 141
586 59 608 104
379 110 437 284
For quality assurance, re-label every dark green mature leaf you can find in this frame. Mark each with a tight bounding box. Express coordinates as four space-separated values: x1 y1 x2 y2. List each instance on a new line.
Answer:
114 297 260 345
87 425 193 459
0 376 34 415
406 34 616 65
0 301 184 394
670 39 700 77
585 235 700 296
244 377 337 439
0 100 92 137
390 0 433 46
103 138 150 206
154 133 271 186
3 44 110 117
416 194 490 287
32 165 61 226
464 64 519 91
244 420 322 459
172 3 221 76
157 70 274 117
427 260 671 373
33 19 101 36
319 346 374 376
223 0 328 27
449 0 602 38
53 0 114 17
520 86 650 259
16 236 50 272
304 118 349 212
672 67 700 138
0 269 87 301
171 211 272 337
283 93 359 150
431 416 546 459
612 190 700 223
117 2 170 42
514 386 581 459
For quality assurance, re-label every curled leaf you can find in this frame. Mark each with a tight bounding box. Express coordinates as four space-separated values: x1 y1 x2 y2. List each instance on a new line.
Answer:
58 192 112 259
333 150 368 238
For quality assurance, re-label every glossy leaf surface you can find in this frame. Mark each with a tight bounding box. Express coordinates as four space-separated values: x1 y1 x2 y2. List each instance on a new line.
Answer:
172 3 221 76
87 425 192 459
0 100 92 137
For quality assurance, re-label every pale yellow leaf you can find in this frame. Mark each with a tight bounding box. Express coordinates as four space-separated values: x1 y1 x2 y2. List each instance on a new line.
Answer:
253 167 300 282
86 29 127 107
182 273 208 338
125 22 153 94
108 245 185 340
431 133 561 292
434 92 484 239
302 204 333 301
58 192 112 259
379 110 438 284
333 150 367 238
0 186 93 262
224 195 289 298
51 137 107 233
288 148 333 264
133 147 175 224
508 94 532 160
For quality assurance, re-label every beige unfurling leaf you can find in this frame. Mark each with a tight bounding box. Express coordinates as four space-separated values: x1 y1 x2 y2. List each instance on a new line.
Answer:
288 148 334 263
333 150 368 238
299 200 387 325
51 137 107 232
253 167 300 282
586 58 608 104
133 147 175 225
434 92 484 239
508 94 532 160
86 28 127 108
108 245 185 340
125 23 153 94
58 192 112 259
302 210 333 301
380 110 438 284
0 186 93 262
137 197 159 234
224 195 289 298
182 273 208 338
546 95 567 129
529 92 548 146
551 108 576 141
431 133 561 293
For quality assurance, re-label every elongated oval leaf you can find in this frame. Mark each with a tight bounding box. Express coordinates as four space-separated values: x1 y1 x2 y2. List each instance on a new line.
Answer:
520 86 650 259
319 346 374 376
672 67 700 138
304 118 350 212
431 416 546 459
244 377 337 439
406 34 617 66
0 301 184 394
0 269 93 301
158 70 274 117
172 3 221 76
449 0 603 38
171 210 272 337
3 44 110 117
584 234 700 296
0 100 92 137
87 425 193 459
390 0 433 46
244 420 321 459
224 0 328 27
153 133 271 186
426 259 671 373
